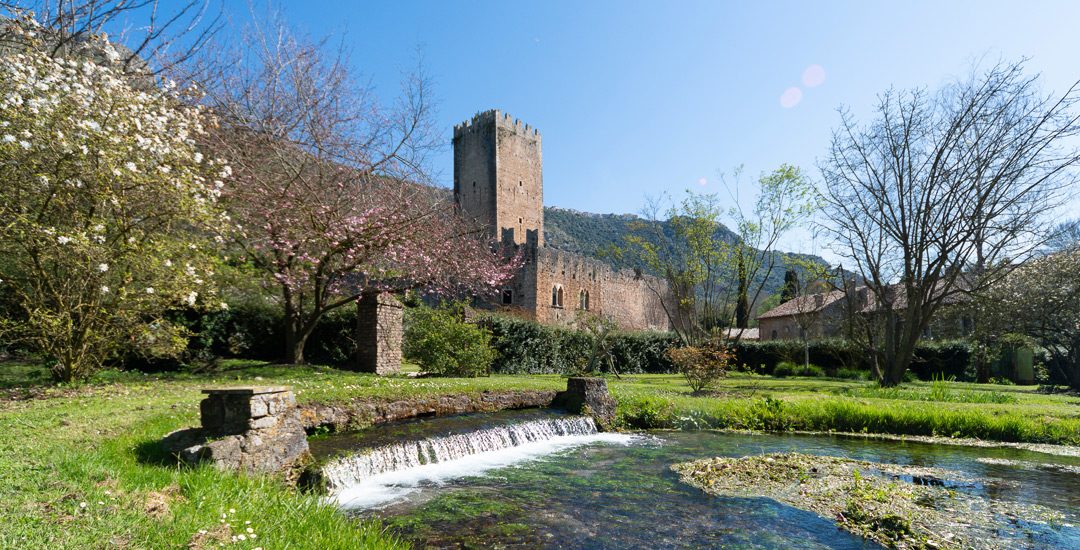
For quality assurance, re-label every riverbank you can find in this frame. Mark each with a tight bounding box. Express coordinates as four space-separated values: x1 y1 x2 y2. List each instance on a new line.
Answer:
1 361 1077 547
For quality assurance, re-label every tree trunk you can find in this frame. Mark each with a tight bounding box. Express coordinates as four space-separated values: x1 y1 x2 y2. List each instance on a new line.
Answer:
878 310 918 387
283 298 306 365
735 254 749 328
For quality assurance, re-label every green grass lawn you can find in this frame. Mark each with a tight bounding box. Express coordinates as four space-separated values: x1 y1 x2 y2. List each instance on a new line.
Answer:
1 360 1078 548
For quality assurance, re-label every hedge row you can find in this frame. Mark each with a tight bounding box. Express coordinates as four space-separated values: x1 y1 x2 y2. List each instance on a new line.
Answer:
479 316 976 381
479 315 679 374
733 338 975 380
118 300 977 381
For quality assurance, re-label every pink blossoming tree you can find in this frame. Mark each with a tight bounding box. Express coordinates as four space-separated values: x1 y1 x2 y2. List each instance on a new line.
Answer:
201 20 517 364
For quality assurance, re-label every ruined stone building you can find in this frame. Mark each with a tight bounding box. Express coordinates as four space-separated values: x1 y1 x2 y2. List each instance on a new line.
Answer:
453 110 672 332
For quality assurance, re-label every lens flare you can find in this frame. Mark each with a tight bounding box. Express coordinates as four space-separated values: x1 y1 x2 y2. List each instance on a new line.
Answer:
780 87 803 108
802 64 826 88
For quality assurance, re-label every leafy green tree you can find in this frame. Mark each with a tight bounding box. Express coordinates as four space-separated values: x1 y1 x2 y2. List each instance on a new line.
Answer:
781 268 799 303
620 165 816 345
0 20 227 381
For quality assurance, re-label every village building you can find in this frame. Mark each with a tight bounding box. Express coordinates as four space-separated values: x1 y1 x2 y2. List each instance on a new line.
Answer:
453 110 673 331
757 285 973 342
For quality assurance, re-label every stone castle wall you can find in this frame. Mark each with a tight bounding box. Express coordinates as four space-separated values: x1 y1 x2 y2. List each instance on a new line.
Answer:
532 247 671 332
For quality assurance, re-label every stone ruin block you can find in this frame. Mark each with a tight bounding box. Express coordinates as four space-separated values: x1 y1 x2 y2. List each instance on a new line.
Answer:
354 292 404 375
552 377 618 431
162 386 309 475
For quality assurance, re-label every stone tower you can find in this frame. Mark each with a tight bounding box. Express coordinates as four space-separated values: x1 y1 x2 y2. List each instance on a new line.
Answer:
453 110 544 247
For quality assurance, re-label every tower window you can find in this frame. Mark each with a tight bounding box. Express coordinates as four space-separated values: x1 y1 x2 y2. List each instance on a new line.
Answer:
519 180 523 187
579 289 590 311
519 217 523 225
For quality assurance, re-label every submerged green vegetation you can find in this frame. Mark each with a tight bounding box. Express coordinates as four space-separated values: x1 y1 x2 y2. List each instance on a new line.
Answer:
672 452 1068 549
2 360 1078 547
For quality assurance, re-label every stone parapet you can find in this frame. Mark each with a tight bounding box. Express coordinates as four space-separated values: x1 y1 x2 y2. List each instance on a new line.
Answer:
162 386 309 475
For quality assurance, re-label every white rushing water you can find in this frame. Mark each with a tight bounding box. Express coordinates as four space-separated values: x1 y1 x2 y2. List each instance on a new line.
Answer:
323 416 638 510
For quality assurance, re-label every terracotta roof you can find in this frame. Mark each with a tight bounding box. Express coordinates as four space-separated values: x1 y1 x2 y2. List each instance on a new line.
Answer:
756 280 971 321
756 290 845 319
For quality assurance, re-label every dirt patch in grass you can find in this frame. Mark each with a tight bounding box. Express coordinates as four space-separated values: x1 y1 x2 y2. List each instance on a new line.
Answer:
672 452 1067 549
144 484 182 520
187 524 232 549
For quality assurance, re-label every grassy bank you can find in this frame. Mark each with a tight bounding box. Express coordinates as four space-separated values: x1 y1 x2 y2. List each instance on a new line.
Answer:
612 374 1080 446
1 361 1078 547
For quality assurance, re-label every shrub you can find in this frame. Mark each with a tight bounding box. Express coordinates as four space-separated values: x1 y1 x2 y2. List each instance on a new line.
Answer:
404 303 495 377
772 361 825 378
618 396 675 429
834 367 869 380
667 343 732 393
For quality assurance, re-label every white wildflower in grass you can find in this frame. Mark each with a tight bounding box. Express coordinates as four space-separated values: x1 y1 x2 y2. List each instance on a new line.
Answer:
19 140 30 149
2 134 13 142
124 161 137 172
97 263 108 272
57 236 71 245
145 287 154 294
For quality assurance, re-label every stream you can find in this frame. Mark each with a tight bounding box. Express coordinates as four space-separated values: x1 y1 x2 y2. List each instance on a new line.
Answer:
310 410 1080 548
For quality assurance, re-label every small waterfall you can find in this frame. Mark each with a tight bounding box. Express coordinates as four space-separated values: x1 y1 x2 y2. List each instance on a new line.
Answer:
320 414 636 510
323 416 598 491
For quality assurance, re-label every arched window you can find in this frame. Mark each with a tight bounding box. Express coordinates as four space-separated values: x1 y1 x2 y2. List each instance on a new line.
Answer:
579 289 590 310
552 285 559 307
557 286 564 308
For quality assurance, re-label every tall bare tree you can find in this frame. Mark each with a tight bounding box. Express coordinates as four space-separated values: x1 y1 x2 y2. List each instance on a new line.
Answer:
819 60 1080 386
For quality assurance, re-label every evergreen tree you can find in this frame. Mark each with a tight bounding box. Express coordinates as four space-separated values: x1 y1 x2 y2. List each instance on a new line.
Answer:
781 268 799 303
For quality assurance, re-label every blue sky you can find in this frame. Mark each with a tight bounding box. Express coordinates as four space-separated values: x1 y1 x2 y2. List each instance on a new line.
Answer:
161 1 1080 258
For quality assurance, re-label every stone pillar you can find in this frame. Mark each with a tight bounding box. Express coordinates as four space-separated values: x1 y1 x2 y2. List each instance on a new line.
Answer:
354 291 404 375
552 377 618 431
163 386 310 474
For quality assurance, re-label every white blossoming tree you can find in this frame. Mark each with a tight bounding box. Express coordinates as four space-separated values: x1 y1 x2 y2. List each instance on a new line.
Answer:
0 19 227 382
979 250 1080 390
